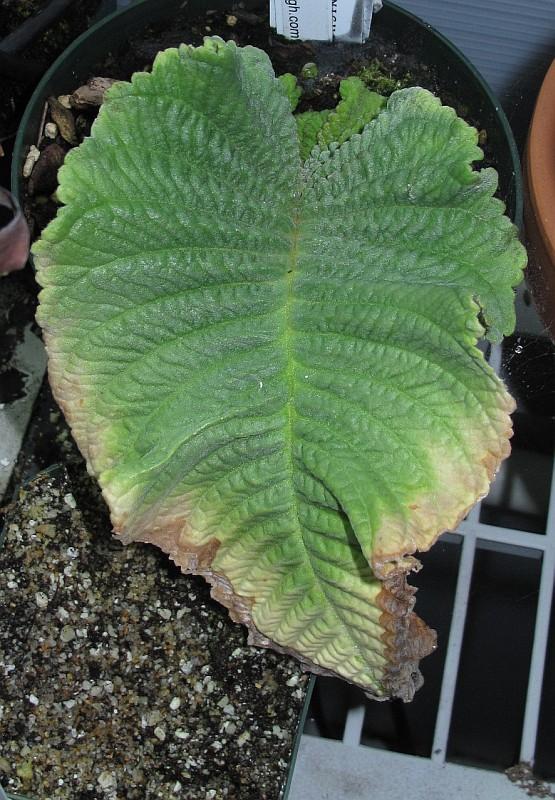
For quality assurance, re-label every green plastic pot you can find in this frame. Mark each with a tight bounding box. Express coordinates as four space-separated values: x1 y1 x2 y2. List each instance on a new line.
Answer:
7 1 523 796
11 0 523 225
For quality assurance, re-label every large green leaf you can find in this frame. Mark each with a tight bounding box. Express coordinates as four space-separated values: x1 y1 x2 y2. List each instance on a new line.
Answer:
34 38 526 698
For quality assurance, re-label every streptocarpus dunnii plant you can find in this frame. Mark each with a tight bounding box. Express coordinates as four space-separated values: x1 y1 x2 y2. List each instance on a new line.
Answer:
34 38 526 699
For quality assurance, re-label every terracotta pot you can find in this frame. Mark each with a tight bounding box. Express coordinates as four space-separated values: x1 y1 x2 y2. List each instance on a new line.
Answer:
525 59 555 339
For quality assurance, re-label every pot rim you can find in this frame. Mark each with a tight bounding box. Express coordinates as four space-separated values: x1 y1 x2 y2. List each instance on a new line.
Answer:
525 59 555 258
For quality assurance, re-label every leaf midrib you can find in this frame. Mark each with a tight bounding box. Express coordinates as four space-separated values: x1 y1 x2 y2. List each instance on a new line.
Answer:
282 199 372 670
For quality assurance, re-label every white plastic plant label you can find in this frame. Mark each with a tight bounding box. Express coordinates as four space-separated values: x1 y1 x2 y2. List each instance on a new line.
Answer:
272 0 379 42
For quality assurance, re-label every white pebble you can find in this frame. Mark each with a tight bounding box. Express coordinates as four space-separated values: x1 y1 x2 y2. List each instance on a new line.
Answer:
64 493 77 509
60 625 76 643
153 726 166 741
28 694 39 705
158 608 171 620
170 697 181 711
97 770 116 789
35 591 48 609
22 145 40 178
44 122 58 139
286 674 299 687
66 546 78 558
174 729 189 740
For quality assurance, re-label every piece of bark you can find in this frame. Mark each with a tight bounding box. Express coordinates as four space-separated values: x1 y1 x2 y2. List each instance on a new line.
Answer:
70 77 117 110
47 96 77 145
28 144 66 196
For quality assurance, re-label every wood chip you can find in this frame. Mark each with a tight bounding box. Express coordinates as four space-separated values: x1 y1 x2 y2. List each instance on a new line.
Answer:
47 97 77 145
27 144 66 196
70 77 117 110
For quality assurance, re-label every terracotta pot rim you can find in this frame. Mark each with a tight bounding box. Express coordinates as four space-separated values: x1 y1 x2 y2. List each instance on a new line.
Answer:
526 59 555 264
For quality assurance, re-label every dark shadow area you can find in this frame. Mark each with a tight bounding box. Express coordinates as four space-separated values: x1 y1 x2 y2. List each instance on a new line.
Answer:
447 547 541 769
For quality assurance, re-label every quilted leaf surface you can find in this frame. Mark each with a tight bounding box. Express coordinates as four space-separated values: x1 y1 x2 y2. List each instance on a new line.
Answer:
34 39 526 697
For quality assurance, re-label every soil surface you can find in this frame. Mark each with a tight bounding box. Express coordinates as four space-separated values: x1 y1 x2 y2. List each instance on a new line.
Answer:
0 468 309 799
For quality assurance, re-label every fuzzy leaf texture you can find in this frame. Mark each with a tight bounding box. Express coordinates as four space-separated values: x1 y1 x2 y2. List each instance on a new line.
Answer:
34 38 526 699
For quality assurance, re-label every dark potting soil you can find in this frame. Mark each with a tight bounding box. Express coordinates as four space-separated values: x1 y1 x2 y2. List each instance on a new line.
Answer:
0 0 103 142
21 1 498 241
0 467 309 799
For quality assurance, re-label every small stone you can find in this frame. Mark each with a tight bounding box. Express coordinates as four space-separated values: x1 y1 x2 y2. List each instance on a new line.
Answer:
28 694 39 705
144 710 162 727
158 608 171 620
35 591 48 609
174 729 189 740
226 14 237 25
97 770 116 789
16 760 33 781
170 697 181 711
44 122 58 139
22 145 40 177
153 726 166 741
286 674 299 687
57 94 72 108
223 704 235 716
173 782 182 793
64 493 77 509
60 625 76 643
237 731 251 746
